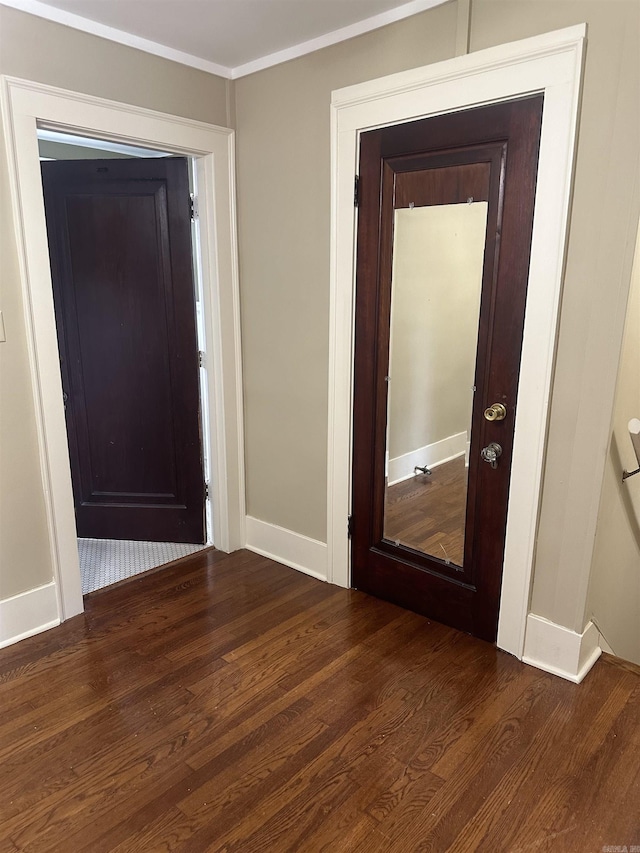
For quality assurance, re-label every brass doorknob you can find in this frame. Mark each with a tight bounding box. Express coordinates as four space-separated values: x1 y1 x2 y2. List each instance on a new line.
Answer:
484 402 507 422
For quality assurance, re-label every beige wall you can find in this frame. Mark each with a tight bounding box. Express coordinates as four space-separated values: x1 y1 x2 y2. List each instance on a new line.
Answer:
588 223 640 665
235 2 458 540
469 1 640 631
235 0 640 634
0 6 229 600
388 204 486 461
0 7 230 125
2 0 639 645
0 129 51 600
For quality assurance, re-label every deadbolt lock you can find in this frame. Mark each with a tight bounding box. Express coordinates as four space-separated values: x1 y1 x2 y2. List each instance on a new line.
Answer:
484 402 507 422
481 442 503 469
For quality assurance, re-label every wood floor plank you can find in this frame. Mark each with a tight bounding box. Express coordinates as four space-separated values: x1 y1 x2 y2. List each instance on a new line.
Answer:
0 548 637 852
476 668 635 851
374 673 560 844
537 680 640 852
18 762 195 853
175 709 376 851
219 586 349 664
426 660 541 779
442 688 612 850
0 654 221 809
352 744 445 823
61 697 315 853
106 807 196 853
377 648 534 784
598 759 640 849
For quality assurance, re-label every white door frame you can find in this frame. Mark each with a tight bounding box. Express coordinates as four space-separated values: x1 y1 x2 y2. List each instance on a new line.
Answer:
327 25 586 659
2 76 246 622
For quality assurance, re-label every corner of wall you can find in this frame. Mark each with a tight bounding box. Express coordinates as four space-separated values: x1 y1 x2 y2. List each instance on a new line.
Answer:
225 78 236 130
522 613 601 683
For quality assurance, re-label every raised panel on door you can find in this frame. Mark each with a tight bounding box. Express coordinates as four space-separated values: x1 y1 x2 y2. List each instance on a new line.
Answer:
42 157 205 544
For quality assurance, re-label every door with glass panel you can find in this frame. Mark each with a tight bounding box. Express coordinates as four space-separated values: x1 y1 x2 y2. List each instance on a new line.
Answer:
351 96 544 642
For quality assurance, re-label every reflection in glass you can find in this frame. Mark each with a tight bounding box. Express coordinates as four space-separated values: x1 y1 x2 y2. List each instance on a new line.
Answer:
383 202 488 566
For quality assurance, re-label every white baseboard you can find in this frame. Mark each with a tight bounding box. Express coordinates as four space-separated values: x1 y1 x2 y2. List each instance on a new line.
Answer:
388 431 467 485
522 614 602 683
0 581 60 650
245 516 328 582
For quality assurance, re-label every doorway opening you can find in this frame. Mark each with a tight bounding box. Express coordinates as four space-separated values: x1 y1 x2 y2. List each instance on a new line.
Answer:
328 25 585 663
38 128 211 595
3 76 244 631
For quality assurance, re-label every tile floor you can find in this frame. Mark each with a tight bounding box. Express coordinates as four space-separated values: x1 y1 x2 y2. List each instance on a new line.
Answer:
78 538 207 594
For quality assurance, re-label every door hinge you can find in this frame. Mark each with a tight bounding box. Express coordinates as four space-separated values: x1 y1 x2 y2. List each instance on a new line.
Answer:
198 350 206 368
348 515 354 538
204 482 209 500
354 175 360 208
190 193 198 220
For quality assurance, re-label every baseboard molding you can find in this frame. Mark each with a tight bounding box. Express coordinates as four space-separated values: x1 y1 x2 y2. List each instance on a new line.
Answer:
0 581 60 650
245 516 328 582
388 431 467 485
522 614 602 683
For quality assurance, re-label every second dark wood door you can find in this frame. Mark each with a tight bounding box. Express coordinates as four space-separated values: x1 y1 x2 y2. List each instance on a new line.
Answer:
42 157 205 544
351 97 544 642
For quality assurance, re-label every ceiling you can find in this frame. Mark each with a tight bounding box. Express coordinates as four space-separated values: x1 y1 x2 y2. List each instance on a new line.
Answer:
3 0 448 77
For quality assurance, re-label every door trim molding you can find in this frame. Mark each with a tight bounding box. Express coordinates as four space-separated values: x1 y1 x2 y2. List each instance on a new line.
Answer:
1 76 246 622
327 25 586 659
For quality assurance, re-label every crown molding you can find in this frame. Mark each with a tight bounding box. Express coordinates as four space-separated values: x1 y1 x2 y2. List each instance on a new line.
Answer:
230 0 449 79
0 0 233 77
0 0 450 81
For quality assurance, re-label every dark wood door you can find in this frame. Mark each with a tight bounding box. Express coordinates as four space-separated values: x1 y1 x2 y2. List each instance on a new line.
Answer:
41 157 205 544
351 97 544 642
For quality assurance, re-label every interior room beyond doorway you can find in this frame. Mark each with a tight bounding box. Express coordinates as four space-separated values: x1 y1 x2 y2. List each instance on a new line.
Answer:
38 129 211 595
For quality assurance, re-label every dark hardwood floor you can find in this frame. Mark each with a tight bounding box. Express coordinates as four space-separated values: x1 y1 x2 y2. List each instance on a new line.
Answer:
0 548 638 852
384 457 467 565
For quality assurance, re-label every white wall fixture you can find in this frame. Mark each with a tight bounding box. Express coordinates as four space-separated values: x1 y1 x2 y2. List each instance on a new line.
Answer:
327 25 586 665
2 76 245 627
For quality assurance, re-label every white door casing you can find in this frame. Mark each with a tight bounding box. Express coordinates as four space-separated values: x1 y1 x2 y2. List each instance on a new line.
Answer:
2 76 246 622
327 25 586 659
